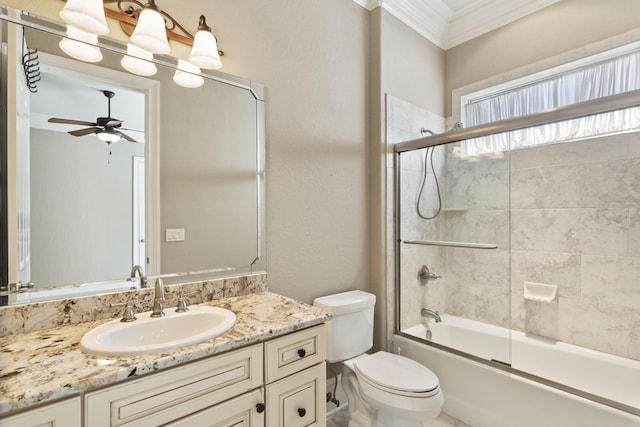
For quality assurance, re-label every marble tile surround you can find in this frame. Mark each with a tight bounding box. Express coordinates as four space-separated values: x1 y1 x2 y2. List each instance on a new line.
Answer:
392 92 640 362
0 272 268 338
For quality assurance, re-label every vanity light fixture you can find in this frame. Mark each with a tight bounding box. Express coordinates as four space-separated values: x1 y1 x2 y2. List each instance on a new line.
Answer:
188 16 222 70
59 25 103 63
129 0 170 54
58 0 225 76
173 59 204 88
120 43 157 76
59 0 110 35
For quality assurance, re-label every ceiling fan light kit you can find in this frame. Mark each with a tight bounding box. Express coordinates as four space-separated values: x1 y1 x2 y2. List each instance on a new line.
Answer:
58 0 224 81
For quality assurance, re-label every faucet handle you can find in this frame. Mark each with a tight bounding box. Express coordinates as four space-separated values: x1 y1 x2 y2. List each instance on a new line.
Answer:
111 301 137 322
175 291 197 313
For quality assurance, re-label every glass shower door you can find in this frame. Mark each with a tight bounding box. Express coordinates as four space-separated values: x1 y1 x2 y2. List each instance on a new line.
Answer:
397 140 512 365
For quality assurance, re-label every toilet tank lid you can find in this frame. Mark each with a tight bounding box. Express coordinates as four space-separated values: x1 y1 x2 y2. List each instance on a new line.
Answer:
313 290 375 315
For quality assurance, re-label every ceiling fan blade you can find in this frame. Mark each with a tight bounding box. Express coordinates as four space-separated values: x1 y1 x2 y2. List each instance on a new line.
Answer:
117 130 138 143
68 127 99 137
106 119 123 127
49 117 97 126
120 126 144 132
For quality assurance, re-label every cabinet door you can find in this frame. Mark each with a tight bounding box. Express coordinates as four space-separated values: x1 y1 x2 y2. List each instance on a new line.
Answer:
266 362 326 427
165 388 264 427
0 397 81 427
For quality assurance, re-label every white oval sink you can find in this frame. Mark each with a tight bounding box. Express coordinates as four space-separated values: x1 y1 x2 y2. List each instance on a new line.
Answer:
80 305 236 357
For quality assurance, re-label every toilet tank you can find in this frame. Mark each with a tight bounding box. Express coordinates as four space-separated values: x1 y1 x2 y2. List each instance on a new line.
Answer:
313 290 376 363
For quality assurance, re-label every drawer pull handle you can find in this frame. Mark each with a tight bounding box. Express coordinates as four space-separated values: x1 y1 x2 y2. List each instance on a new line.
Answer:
298 408 307 417
297 348 306 358
256 403 265 413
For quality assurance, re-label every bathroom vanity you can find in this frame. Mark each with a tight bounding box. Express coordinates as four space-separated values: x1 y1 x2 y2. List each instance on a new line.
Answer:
0 291 329 427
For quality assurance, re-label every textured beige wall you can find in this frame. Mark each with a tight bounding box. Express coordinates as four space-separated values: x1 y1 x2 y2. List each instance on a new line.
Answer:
381 11 446 117
445 0 640 116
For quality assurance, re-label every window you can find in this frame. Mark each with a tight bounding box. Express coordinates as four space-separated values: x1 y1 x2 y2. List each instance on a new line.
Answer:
457 43 640 159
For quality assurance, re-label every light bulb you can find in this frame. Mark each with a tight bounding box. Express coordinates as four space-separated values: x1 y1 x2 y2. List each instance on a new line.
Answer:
130 0 171 54
121 44 157 76
59 0 109 35
173 60 204 88
59 25 103 63
188 16 222 70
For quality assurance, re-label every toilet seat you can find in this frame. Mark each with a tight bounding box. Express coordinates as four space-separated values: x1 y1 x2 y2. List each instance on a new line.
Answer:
353 351 440 398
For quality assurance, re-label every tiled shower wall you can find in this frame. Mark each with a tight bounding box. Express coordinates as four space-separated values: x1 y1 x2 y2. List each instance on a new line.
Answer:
392 93 640 362
509 133 640 361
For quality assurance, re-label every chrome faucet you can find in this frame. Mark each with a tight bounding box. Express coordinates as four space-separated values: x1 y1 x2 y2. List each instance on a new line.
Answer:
150 278 165 318
421 308 442 323
130 265 147 288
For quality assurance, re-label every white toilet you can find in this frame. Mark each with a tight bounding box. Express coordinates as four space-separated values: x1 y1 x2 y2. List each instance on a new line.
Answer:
314 290 444 427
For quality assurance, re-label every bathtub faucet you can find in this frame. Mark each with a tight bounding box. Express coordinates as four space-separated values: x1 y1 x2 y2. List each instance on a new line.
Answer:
421 308 442 323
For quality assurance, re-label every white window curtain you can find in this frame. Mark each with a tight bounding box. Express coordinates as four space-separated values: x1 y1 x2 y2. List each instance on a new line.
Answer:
460 50 640 159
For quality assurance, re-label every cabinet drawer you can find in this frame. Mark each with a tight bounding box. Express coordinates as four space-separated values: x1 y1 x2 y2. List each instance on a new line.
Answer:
85 344 263 427
0 397 81 427
265 362 326 427
265 324 326 383
164 388 264 427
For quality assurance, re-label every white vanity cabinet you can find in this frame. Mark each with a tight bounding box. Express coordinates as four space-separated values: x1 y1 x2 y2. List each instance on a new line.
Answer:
0 396 82 427
264 324 327 427
1 324 327 427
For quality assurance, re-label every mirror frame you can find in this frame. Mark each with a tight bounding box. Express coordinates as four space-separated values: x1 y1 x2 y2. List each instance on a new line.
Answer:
0 4 266 304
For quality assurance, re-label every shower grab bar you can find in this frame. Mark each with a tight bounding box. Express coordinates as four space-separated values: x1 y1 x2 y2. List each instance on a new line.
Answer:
403 240 498 250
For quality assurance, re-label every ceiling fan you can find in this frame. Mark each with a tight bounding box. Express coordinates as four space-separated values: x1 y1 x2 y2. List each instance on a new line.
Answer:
48 90 139 144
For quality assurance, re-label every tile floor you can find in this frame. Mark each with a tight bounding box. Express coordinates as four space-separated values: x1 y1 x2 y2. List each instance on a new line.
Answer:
327 407 471 427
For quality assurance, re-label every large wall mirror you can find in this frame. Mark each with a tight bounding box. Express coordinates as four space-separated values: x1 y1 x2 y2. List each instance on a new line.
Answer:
0 5 266 305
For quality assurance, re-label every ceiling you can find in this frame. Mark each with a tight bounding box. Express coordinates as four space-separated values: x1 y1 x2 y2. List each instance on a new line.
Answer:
353 0 560 50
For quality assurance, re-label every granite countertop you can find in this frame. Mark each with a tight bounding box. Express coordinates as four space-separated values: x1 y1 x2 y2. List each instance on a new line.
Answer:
0 291 330 416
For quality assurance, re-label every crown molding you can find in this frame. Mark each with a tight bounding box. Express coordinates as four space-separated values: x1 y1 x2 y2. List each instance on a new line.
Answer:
352 0 380 10
443 0 560 49
354 0 560 50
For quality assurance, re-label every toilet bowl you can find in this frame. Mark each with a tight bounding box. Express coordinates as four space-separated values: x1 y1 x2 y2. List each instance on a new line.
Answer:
313 291 444 427
342 352 443 427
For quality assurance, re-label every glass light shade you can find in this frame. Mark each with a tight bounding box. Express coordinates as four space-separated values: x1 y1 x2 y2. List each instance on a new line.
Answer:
121 44 157 76
173 60 204 88
59 25 103 63
59 0 109 35
97 130 121 143
188 29 222 70
130 5 171 54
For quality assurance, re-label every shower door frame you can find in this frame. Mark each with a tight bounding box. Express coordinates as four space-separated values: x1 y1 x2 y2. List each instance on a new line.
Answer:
393 88 640 417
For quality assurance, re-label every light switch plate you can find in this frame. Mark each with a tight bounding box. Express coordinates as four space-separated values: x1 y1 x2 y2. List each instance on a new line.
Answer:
166 228 185 242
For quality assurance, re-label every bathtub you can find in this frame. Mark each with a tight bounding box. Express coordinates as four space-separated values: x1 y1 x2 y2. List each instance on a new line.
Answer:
398 315 640 427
